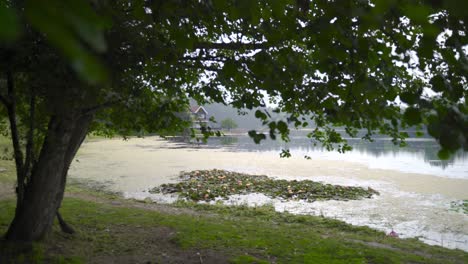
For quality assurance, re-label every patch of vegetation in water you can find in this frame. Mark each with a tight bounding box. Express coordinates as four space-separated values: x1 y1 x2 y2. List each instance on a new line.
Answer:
150 169 379 202
450 200 468 215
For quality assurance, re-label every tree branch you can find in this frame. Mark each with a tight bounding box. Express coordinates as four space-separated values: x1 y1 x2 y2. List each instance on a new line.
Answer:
5 71 26 203
183 63 221 72
81 100 121 115
24 87 36 181
193 42 269 50
180 56 227 62
56 211 75 234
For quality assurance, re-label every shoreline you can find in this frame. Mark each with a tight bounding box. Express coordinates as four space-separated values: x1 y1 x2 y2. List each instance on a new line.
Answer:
69 136 468 251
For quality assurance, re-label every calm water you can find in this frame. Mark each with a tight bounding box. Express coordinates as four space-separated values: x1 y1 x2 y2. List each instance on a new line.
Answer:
191 131 468 179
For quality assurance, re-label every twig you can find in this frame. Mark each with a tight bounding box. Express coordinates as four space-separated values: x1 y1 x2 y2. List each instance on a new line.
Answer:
194 42 268 51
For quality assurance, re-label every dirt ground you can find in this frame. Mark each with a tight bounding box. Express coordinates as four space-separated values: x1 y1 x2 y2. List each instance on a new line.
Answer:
47 225 230 264
0 182 232 264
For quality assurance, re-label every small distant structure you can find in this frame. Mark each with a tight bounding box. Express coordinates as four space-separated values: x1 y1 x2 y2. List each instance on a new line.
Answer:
190 105 209 129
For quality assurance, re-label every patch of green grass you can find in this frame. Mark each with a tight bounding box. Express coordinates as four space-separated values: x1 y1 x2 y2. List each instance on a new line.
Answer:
231 254 270 264
0 199 15 232
66 178 122 200
0 242 46 264
2 197 466 263
54 256 84 264
450 200 468 215
0 159 15 184
0 135 15 184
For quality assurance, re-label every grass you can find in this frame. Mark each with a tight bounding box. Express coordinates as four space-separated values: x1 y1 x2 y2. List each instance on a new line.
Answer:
0 135 15 186
0 159 16 183
0 192 467 263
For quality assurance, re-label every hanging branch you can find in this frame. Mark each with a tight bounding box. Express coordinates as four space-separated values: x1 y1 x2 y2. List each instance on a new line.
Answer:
81 99 121 115
56 211 75 234
194 42 269 51
24 87 36 182
5 71 26 203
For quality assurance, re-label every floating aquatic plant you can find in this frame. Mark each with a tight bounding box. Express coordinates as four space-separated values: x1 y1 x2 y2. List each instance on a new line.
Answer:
449 200 468 215
150 169 379 202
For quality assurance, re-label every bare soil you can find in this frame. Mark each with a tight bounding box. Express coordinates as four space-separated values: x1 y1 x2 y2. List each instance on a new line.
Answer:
46 225 230 264
1 184 231 264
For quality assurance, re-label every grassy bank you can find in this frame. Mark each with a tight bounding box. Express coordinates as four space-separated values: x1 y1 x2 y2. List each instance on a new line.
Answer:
0 181 467 263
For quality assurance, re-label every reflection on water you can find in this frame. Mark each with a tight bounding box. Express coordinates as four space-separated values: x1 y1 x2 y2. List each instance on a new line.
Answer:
201 133 468 179
219 136 238 145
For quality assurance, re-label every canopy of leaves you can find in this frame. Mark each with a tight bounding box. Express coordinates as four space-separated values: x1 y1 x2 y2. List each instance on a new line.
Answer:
0 0 467 158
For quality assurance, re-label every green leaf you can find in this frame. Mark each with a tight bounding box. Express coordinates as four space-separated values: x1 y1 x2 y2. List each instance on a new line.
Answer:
400 91 419 105
403 107 422 125
415 131 425 137
72 52 108 84
25 0 109 85
248 130 266 144
271 0 288 18
277 121 288 134
437 149 451 160
430 75 446 93
427 122 441 138
418 36 435 59
403 4 431 24
66 0 110 52
255 110 268 121
222 60 237 77
0 4 20 41
268 122 276 130
443 0 468 18
280 149 291 158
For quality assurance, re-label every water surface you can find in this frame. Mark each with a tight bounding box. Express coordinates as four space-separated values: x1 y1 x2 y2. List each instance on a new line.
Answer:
201 133 468 179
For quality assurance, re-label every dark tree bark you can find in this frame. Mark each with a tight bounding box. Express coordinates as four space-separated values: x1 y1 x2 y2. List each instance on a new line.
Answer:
54 113 94 235
56 211 75 234
5 113 93 241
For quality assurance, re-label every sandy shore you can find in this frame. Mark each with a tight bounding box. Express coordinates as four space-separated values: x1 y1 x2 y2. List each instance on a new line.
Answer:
69 137 468 251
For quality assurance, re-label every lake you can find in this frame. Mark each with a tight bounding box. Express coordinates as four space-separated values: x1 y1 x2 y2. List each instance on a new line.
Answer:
199 131 468 179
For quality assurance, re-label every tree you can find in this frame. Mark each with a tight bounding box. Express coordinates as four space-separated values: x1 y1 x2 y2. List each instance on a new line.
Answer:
0 0 466 242
221 118 238 131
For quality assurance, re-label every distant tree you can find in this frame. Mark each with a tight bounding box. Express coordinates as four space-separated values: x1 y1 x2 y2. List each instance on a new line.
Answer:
221 118 238 131
0 0 466 243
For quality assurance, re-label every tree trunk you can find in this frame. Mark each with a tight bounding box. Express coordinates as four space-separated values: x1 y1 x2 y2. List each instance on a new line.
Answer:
5 113 93 241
